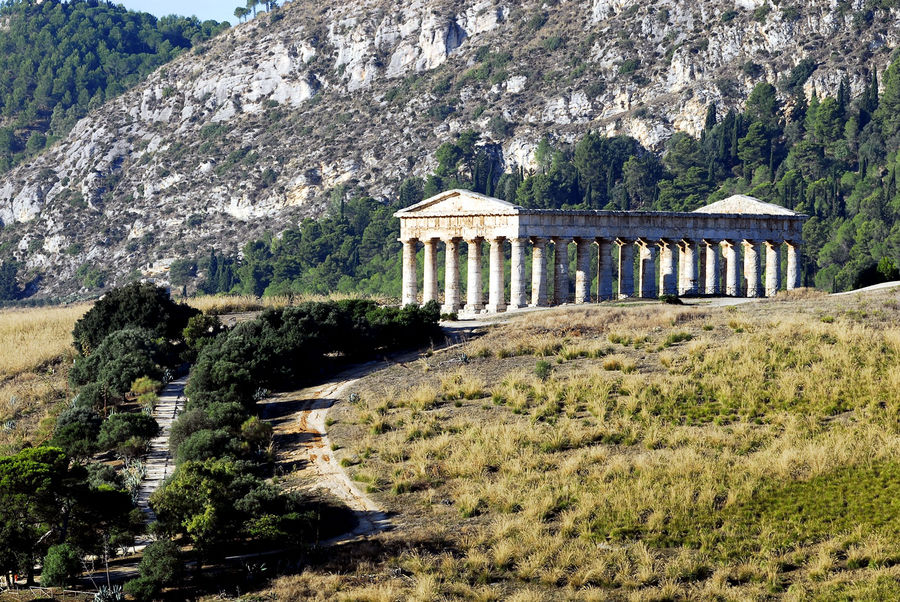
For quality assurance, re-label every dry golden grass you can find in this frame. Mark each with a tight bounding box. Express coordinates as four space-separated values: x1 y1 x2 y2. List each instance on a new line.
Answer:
0 303 88 377
286 290 900 599
0 303 88 453
187 292 389 315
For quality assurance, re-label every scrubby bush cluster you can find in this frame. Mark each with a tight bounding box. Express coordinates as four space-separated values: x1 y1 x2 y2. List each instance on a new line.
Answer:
136 298 440 595
1 283 197 587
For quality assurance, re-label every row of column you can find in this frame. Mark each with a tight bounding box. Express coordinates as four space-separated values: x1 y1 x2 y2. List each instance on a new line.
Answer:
402 237 803 312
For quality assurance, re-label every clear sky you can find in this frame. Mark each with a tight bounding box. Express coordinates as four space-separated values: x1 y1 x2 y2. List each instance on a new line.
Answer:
117 1 241 25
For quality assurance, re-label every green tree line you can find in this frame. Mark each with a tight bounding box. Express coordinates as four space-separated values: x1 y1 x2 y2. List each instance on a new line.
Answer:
0 0 228 173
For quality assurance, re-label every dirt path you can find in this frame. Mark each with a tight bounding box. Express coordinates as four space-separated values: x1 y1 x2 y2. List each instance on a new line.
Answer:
263 361 396 544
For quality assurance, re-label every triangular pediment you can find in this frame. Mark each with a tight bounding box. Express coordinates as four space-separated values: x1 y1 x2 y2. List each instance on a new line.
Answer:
394 189 521 217
693 194 799 216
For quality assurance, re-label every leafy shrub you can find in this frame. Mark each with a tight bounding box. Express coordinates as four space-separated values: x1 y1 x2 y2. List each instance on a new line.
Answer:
98 413 161 453
134 539 182 591
618 59 640 75
41 543 82 586
175 428 240 464
70 328 164 398
73 382 113 411
52 406 102 458
123 576 159 601
72 282 199 354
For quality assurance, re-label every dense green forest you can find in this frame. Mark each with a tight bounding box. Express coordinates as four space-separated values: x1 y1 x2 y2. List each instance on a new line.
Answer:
181 54 900 298
0 0 228 172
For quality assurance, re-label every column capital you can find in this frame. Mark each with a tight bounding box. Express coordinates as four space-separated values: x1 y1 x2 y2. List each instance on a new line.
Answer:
399 237 419 244
615 237 635 246
443 235 462 244
530 236 548 246
764 239 783 248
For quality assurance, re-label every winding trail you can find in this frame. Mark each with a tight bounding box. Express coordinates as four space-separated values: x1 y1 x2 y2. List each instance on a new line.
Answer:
264 361 392 545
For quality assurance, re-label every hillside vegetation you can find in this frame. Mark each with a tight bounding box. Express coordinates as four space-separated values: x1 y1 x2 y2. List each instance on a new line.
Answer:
267 288 900 599
0 0 228 173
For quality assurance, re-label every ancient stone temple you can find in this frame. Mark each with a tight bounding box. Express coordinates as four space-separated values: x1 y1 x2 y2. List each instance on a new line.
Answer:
395 190 807 313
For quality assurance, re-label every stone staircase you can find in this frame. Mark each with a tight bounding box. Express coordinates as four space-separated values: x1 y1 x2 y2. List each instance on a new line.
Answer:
135 377 186 529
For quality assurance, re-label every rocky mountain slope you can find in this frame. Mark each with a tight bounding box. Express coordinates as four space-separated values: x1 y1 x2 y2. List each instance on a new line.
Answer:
1 0 898 298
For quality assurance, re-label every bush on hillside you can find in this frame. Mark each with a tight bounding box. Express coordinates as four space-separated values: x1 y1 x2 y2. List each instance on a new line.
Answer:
72 282 199 354
98 413 160 453
51 406 102 459
41 543 82 587
70 328 164 398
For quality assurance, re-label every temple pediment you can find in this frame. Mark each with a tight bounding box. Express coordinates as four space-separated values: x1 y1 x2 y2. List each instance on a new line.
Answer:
395 189 521 217
693 194 799 216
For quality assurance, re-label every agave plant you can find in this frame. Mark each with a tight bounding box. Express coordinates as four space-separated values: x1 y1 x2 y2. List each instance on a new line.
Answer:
94 584 125 602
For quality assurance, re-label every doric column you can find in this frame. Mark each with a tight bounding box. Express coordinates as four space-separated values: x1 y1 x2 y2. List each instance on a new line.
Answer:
786 241 802 290
704 241 721 295
442 238 461 314
638 240 659 299
552 238 570 305
530 238 549 307
722 241 741 297
422 238 439 304
401 238 418 306
743 240 762 298
575 238 593 304
509 238 528 310
486 237 506 313
464 238 483 313
617 239 635 299
680 239 698 296
658 240 677 296
765 241 782 297
597 238 614 301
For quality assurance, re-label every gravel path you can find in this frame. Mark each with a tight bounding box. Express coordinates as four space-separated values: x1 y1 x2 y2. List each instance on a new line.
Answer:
265 362 392 545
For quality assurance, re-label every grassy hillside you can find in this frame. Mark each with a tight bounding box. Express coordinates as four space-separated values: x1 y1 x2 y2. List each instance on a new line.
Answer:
0 303 89 454
269 288 900 599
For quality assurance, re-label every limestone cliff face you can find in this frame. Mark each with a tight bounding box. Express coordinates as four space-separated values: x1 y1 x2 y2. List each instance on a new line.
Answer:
0 0 896 297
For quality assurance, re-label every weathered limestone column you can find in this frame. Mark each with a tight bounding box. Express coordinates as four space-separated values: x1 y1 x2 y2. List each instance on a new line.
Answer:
509 238 528 310
765 241 782 297
722 241 741 297
530 237 549 307
422 238 439 304
638 240 659 299
597 238 614 301
575 238 593 304
658 240 677 296
617 239 635 299
486 237 506 313
743 240 763 298
442 238 461 314
464 238 483 313
679 239 699 296
553 238 570 305
704 241 721 295
401 238 418 306
786 241 802 290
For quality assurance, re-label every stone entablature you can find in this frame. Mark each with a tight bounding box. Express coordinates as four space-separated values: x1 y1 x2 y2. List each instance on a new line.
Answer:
395 190 808 313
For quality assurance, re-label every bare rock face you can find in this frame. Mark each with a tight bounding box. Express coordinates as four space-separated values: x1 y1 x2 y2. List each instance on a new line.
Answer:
0 0 896 298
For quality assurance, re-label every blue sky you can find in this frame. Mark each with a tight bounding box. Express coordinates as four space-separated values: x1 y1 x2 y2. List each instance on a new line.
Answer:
117 1 243 24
